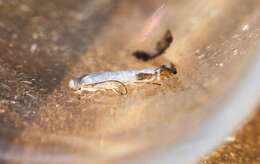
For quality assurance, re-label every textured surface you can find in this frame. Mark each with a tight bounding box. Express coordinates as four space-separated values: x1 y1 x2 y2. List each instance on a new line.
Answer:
0 0 260 163
200 108 260 164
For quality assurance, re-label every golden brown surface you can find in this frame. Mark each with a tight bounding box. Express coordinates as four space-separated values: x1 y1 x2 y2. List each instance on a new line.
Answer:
200 109 260 164
0 0 260 163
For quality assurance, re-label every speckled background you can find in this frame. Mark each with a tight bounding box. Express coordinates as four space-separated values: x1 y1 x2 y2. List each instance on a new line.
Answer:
200 108 260 164
0 0 259 163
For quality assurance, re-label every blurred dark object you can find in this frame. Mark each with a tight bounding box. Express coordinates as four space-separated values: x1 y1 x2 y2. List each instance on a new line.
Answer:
133 30 173 61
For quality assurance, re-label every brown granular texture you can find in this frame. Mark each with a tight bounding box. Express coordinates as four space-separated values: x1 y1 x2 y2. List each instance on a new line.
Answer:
200 109 260 164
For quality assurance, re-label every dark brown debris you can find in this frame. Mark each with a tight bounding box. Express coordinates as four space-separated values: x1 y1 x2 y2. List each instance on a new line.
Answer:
133 30 173 61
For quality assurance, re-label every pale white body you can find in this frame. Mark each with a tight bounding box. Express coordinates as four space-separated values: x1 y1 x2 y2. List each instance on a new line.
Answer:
68 64 176 94
79 68 156 84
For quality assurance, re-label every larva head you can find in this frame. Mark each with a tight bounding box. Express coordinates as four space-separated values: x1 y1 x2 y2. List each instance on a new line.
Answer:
158 63 177 79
